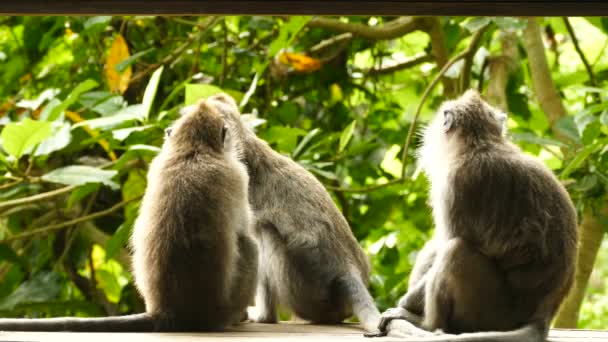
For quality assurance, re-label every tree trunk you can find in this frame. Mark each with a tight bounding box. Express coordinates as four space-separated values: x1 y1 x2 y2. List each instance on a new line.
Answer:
523 17 607 329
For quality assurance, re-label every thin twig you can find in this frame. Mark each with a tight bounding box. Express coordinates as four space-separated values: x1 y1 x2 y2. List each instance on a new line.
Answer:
1 195 142 243
131 16 220 84
0 179 23 190
563 17 600 103
367 54 433 76
326 25 489 194
0 185 78 211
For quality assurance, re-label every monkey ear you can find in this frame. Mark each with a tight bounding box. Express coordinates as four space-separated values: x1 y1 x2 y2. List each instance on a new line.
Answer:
443 110 455 132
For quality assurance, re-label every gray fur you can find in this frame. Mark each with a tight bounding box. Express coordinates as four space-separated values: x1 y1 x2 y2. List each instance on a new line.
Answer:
379 90 577 341
208 93 381 332
0 99 257 332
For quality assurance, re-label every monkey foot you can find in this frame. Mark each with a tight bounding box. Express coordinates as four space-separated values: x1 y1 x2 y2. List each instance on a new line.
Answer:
247 306 278 324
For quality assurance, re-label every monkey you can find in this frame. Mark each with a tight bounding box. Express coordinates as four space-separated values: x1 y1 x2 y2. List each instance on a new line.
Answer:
205 93 381 333
372 89 577 341
0 99 258 332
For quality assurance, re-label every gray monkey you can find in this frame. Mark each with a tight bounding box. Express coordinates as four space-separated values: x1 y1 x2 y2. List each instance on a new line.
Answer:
375 90 577 342
208 93 381 333
0 99 258 331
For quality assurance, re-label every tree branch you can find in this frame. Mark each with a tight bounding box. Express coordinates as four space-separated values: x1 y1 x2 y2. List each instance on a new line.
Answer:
426 17 457 97
486 31 519 111
307 16 429 41
131 16 219 84
1 195 142 243
328 26 487 193
0 185 77 212
367 54 433 75
522 18 571 142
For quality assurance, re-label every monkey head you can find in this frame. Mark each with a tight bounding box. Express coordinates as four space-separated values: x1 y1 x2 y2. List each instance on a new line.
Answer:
167 99 231 154
418 90 508 175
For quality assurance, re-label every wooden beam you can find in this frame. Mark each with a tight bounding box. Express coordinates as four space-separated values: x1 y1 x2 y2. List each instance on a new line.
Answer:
1 0 608 16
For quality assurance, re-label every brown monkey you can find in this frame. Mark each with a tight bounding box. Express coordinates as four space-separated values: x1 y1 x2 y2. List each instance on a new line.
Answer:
0 99 258 331
207 93 381 333
375 90 577 341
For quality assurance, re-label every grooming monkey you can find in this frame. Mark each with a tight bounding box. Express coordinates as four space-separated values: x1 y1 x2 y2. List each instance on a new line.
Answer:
207 93 381 333
374 90 577 341
0 99 258 331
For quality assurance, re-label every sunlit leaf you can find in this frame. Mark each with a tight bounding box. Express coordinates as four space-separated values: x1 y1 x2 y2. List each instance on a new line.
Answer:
0 118 52 158
72 104 144 131
339 120 357 153
105 34 132 94
105 222 133 262
42 165 119 190
35 122 72 156
142 66 164 120
461 17 492 32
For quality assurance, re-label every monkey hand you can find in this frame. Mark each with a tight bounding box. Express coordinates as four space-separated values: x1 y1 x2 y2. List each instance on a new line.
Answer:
377 307 409 332
369 308 434 338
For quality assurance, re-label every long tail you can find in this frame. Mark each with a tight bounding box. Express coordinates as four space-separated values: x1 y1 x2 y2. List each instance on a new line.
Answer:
390 321 546 342
0 313 156 332
338 272 381 333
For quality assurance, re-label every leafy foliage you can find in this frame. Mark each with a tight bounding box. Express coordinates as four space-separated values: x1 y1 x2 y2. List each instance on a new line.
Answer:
0 16 606 327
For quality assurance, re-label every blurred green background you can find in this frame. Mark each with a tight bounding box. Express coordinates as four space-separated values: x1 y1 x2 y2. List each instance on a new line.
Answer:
0 16 606 329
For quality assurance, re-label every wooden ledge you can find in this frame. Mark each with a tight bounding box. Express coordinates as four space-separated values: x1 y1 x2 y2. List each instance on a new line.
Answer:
0 322 606 341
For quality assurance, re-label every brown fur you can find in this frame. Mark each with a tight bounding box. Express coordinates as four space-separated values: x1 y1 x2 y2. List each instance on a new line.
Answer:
0 99 258 332
207 93 381 333
378 90 577 341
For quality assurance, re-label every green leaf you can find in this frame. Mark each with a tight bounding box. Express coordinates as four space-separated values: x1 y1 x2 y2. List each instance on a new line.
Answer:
72 104 144 131
35 122 72 156
67 183 100 209
494 18 526 31
261 126 307 152
115 48 155 73
339 120 357 153
184 84 244 106
41 165 119 190
84 16 111 30
510 132 568 148
561 144 599 179
555 116 581 143
0 118 52 158
112 124 155 141
0 272 62 311
293 128 320 159
105 222 133 261
268 16 311 58
46 79 99 122
142 66 164 121
461 17 492 32
95 269 122 303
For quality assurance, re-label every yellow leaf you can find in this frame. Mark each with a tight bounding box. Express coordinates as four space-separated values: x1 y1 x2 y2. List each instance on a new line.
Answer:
65 110 117 161
105 34 132 94
278 52 322 73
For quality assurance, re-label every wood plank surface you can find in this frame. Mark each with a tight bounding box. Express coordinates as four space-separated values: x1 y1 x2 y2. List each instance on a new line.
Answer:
0 322 606 342
1 0 608 16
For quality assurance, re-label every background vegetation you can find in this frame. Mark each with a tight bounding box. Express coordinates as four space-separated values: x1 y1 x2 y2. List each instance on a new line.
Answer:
0 16 606 328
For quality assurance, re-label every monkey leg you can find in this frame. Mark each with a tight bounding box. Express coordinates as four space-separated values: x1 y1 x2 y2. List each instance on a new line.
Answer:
376 238 439 334
230 234 259 324
423 238 515 333
248 276 279 323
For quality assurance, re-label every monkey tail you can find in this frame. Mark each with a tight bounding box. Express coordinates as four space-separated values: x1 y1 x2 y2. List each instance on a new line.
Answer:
387 321 547 342
337 272 381 333
0 313 157 332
